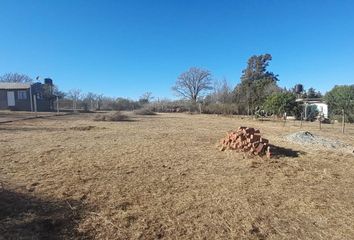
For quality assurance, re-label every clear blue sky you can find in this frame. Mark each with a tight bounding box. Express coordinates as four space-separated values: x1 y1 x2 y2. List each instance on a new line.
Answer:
0 0 353 99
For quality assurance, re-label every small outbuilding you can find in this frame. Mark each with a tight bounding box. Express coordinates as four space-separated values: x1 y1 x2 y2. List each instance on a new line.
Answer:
296 97 329 119
0 79 55 111
310 102 328 118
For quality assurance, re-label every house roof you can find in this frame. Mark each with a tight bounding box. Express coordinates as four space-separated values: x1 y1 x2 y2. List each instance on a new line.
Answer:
0 82 31 90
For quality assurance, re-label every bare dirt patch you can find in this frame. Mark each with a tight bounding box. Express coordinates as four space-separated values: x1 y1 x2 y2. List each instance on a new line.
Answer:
0 110 65 123
0 113 353 239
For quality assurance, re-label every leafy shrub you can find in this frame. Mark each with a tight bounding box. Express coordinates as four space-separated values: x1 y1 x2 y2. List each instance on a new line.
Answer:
324 85 354 123
305 105 319 121
264 92 301 118
330 114 354 123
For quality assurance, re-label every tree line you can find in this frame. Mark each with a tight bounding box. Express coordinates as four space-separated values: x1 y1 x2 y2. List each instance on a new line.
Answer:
1 54 353 122
170 54 353 122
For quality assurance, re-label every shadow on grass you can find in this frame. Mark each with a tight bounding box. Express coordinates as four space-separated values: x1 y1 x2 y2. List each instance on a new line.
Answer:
269 145 305 158
93 118 138 123
0 188 91 240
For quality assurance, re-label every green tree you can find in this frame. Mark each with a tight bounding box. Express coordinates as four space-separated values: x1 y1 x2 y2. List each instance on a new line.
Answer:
324 85 354 122
305 87 322 98
305 105 319 121
234 54 280 114
264 92 301 118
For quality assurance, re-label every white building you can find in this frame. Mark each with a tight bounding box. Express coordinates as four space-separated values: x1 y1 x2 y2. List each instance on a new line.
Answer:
311 102 328 118
296 98 329 119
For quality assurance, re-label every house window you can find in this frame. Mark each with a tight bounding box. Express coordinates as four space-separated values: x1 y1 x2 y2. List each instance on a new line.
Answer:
18 90 27 100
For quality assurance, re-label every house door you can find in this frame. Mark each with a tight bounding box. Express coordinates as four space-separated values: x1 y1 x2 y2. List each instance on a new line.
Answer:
7 91 15 106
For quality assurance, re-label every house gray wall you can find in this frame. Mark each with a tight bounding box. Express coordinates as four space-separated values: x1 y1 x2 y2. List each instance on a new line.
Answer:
0 89 31 111
0 90 7 109
14 89 31 111
0 88 54 111
37 99 53 111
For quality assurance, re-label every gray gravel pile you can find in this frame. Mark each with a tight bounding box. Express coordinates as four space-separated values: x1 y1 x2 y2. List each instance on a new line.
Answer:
286 131 353 153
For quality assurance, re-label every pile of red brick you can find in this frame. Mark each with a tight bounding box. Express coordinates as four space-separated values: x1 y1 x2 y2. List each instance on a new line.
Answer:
220 127 271 157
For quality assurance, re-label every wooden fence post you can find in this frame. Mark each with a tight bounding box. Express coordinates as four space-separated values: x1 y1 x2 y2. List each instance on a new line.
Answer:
56 96 59 114
342 109 345 134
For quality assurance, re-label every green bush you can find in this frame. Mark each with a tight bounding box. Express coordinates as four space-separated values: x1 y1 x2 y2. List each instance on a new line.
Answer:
324 85 354 123
264 92 301 118
305 105 319 121
330 114 354 123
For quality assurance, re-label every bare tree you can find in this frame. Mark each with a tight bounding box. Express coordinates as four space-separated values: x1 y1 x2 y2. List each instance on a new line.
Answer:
80 92 97 111
96 94 104 110
0 73 33 83
172 67 213 102
213 78 232 103
67 89 82 111
139 92 154 104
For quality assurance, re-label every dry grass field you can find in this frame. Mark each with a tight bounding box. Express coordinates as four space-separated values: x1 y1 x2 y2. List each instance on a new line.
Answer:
0 112 353 239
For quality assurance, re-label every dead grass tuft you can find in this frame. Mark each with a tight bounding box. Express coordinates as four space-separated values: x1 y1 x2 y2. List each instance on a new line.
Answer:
134 108 156 115
94 111 130 122
70 125 96 131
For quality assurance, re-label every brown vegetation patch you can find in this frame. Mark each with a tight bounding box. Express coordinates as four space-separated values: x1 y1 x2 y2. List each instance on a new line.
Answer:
70 126 96 131
0 113 353 239
133 108 157 115
93 111 130 122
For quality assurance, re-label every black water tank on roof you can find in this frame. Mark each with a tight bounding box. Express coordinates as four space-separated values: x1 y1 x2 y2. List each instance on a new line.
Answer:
44 78 53 86
295 84 303 94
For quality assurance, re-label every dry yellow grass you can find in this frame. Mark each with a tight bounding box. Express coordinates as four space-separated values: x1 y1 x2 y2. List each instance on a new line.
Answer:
0 112 353 239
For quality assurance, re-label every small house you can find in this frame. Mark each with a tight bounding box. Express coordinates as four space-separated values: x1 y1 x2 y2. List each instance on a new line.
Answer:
0 79 55 111
296 97 329 120
310 102 328 118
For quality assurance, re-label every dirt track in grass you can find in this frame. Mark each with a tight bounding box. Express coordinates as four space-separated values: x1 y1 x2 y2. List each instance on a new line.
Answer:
0 112 353 239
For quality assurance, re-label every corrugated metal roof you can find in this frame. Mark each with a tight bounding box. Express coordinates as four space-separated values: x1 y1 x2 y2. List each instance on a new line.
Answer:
0 82 31 89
